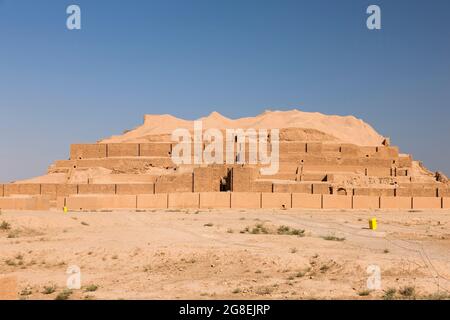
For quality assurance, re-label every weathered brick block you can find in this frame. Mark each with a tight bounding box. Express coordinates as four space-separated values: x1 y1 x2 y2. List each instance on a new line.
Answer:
168 193 199 208
230 192 261 209
322 195 352 209
443 198 450 209
292 193 322 209
380 196 412 209
412 197 442 209
4 184 41 196
155 174 193 193
107 144 139 157
273 183 312 194
352 196 380 209
312 183 331 195
70 144 107 160
199 192 231 209
66 195 136 211
137 194 168 209
140 143 172 157
261 193 291 209
116 184 154 195
78 184 116 194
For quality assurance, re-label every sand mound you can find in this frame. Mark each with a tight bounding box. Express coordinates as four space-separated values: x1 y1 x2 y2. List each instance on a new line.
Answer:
100 110 384 146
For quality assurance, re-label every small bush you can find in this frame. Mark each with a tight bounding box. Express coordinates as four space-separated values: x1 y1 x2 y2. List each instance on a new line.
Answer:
204 223 214 227
383 288 397 300
84 284 98 292
322 235 345 242
20 288 33 296
255 286 274 295
277 226 305 237
5 259 16 266
358 289 371 296
399 286 415 298
42 285 56 295
0 221 11 230
55 289 72 300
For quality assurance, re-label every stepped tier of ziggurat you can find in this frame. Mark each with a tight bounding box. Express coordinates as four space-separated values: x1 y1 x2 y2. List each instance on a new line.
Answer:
1 110 449 211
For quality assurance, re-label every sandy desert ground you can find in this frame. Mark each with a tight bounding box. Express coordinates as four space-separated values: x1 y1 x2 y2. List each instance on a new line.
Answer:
1 208 450 300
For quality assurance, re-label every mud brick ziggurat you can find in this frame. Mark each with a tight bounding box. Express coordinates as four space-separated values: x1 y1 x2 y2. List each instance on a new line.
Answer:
1 110 449 211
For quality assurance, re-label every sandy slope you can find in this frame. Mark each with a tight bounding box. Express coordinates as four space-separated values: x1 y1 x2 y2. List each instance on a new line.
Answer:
1 209 450 300
101 110 384 146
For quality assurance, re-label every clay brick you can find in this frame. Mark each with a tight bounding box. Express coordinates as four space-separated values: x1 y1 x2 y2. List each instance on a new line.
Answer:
352 196 380 209
396 188 437 197
70 144 107 160
300 173 328 182
231 167 257 192
438 188 450 197
40 184 57 200
56 184 78 196
252 181 273 192
0 196 50 211
261 193 291 209
292 193 322 209
56 197 66 209
107 144 139 157
18 184 41 195
155 173 193 193
306 142 322 154
89 175 157 184
78 184 116 194
76 158 175 170
66 195 136 211
342 158 393 167
397 155 412 167
273 183 312 194
116 184 154 195
395 168 409 177
140 143 172 157
4 184 41 196
312 183 331 195
322 195 352 209
375 146 399 158
279 142 306 153
380 196 412 209
353 188 395 197
200 192 231 209
412 197 442 209
0 184 3 197
366 167 392 177
193 167 227 192
168 192 199 208
322 144 341 153
231 192 261 209
340 144 361 158
443 198 450 209
137 194 168 209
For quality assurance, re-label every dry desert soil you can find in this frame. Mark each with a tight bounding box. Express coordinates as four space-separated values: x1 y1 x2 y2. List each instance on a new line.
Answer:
1 208 450 300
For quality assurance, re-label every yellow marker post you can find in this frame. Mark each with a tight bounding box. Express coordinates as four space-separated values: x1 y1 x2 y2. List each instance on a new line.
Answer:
369 218 377 230
63 206 68 213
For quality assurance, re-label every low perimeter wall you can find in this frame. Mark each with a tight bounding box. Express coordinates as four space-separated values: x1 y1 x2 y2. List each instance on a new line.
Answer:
1 194 447 211
0 196 50 211
53 193 450 211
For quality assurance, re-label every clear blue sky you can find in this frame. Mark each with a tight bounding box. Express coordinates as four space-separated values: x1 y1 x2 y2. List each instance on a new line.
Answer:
0 0 449 182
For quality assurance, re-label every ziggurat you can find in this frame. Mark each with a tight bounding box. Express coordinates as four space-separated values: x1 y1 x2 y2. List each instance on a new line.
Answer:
1 110 449 211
